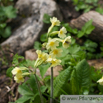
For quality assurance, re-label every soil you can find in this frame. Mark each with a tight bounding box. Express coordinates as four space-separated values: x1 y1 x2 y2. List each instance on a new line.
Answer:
0 71 19 103
0 46 17 103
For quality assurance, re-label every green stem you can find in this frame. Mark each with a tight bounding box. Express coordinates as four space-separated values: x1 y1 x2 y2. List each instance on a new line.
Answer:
34 70 44 103
43 93 59 103
50 67 53 103
47 24 54 37
49 31 59 37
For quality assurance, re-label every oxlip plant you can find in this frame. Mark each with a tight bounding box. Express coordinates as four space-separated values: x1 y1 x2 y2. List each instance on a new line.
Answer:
8 17 103 103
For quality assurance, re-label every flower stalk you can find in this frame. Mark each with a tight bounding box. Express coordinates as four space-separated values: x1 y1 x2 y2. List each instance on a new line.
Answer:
50 67 53 103
34 70 44 103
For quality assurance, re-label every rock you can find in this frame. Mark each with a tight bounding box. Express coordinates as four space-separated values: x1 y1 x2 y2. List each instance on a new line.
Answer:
70 11 103 42
25 49 38 60
36 65 63 77
87 59 103 69
1 0 62 54
46 65 63 77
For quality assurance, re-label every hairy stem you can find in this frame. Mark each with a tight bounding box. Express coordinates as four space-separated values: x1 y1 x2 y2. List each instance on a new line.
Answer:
34 70 44 103
47 24 54 37
50 67 53 103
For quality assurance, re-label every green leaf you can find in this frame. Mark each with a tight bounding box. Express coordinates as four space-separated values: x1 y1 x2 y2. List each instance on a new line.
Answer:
77 31 85 38
51 26 59 32
3 6 17 18
100 47 103 51
70 69 79 94
53 67 73 97
100 41 103 47
12 54 24 65
6 67 13 78
40 33 47 42
76 59 91 93
0 23 6 28
72 0 78 5
25 60 35 68
18 84 34 96
84 39 98 48
25 74 38 94
60 54 71 66
75 6 80 11
84 39 98 54
81 87 89 95
43 14 51 24
67 45 85 60
40 86 47 93
85 25 95 35
18 75 47 103
0 6 6 16
87 47 95 52
60 47 69 57
72 28 78 34
91 66 102 82
15 95 32 103
81 20 95 35
96 8 103 15
84 6 93 13
33 95 45 103
34 41 42 50
69 45 80 54
60 83 72 94
39 63 50 78
2 27 11 38
87 52 94 59
98 84 103 94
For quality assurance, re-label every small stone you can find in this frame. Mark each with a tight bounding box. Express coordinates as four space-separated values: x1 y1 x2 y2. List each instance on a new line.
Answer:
87 59 103 69
25 49 38 60
45 65 63 77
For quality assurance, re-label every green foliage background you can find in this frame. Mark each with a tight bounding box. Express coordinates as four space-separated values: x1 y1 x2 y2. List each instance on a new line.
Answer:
0 0 17 38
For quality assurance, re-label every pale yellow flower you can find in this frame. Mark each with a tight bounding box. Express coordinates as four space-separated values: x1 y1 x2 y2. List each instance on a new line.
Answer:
97 76 103 85
14 74 24 83
62 36 71 48
42 42 47 48
41 52 49 61
46 38 59 50
36 50 42 58
50 17 60 26
58 27 67 38
12 67 22 75
47 57 61 67
50 48 62 58
36 50 48 61
12 67 25 83
35 50 49 67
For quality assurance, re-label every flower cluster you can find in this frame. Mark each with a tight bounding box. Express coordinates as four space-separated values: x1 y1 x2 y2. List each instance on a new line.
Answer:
50 17 60 26
34 50 49 67
12 67 24 83
11 67 29 83
34 17 71 68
